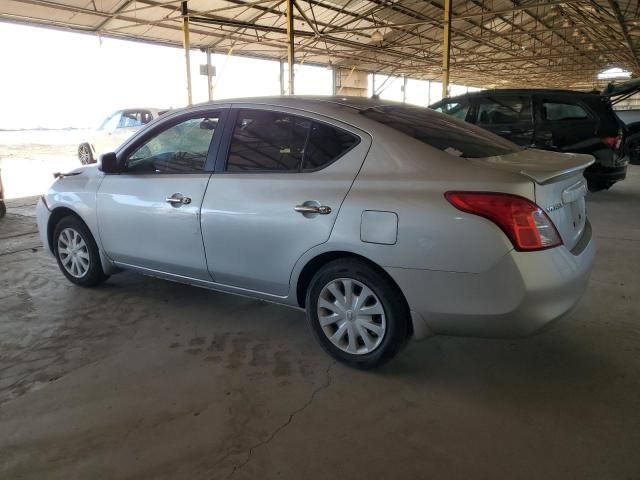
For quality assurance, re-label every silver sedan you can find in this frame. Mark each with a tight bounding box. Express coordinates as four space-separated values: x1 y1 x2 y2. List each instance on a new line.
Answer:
36 96 595 369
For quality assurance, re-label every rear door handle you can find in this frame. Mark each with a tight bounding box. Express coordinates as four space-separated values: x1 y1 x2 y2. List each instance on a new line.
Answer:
294 204 331 215
166 193 191 206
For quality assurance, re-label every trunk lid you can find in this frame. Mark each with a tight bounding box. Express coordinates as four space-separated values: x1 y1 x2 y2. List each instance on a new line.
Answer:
601 78 640 105
471 148 594 250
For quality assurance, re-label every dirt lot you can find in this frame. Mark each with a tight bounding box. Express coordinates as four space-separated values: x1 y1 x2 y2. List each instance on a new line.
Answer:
0 130 86 199
0 158 639 479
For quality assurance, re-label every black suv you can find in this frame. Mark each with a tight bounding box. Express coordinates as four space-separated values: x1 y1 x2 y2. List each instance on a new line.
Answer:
431 88 629 191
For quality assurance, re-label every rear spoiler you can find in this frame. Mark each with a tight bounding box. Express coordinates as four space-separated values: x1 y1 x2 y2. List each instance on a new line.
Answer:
518 159 595 185
472 149 595 185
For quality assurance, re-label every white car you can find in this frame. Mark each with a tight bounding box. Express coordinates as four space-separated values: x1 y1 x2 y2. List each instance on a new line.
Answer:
41 97 594 369
78 108 165 164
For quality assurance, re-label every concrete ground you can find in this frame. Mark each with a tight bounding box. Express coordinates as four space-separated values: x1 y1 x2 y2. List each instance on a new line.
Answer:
1 168 639 480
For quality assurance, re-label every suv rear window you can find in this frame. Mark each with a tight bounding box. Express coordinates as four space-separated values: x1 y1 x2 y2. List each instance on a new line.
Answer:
361 106 520 158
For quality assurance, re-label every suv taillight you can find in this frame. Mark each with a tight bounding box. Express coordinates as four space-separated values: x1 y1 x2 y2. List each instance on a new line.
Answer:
602 135 622 150
445 192 562 251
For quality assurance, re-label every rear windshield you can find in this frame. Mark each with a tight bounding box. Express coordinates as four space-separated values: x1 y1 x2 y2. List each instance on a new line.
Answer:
360 105 521 158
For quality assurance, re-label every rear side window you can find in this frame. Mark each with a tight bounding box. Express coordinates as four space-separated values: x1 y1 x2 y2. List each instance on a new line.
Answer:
360 106 520 158
432 100 470 120
303 122 359 171
542 102 588 121
226 109 359 172
476 96 531 125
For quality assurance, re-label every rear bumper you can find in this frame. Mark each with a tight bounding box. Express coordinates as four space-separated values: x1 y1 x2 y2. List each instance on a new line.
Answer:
584 164 627 184
387 222 595 339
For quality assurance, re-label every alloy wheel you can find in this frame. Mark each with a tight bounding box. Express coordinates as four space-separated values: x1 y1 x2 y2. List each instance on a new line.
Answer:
79 145 91 164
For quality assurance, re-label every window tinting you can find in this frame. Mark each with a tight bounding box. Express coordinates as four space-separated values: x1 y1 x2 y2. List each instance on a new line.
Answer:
542 102 588 121
303 122 359 171
227 110 310 172
361 106 520 158
476 96 532 125
126 115 218 173
433 101 470 120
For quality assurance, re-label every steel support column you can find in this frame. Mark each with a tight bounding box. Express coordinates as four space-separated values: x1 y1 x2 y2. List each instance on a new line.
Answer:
181 1 192 105
286 0 294 95
279 59 285 95
402 76 407 103
441 0 451 98
206 47 213 101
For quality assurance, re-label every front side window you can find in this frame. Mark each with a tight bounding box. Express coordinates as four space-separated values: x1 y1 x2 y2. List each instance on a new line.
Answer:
476 96 531 125
542 101 589 121
433 101 470 120
125 114 218 173
226 110 359 172
360 105 520 158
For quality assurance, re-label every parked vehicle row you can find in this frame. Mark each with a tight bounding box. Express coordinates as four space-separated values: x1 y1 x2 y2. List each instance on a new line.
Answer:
38 97 595 368
430 85 633 191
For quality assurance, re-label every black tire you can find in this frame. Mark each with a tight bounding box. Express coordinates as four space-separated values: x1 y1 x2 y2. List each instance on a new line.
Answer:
53 216 108 287
305 259 411 369
78 143 94 165
0 201 5 218
628 138 640 165
587 179 614 192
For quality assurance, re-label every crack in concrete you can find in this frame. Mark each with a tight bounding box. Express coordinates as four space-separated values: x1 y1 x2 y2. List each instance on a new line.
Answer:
227 361 336 478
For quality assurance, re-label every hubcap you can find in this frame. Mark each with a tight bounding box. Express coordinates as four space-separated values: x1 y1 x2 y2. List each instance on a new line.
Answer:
317 278 386 355
57 228 90 278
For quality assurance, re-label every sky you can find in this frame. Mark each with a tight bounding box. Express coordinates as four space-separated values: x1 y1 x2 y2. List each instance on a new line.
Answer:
0 22 475 130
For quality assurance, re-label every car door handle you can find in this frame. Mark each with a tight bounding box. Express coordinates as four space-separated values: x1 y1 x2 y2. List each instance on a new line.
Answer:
294 204 331 215
166 193 191 205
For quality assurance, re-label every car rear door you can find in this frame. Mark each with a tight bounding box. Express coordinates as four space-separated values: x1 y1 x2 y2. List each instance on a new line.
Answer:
96 107 228 280
200 105 371 296
473 94 534 147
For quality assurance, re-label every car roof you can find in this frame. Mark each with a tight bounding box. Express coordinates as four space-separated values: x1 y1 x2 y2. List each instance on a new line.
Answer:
195 95 399 110
435 88 601 104
174 95 425 127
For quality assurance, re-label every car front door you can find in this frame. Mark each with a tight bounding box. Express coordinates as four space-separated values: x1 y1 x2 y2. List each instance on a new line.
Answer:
473 94 534 147
96 108 228 280
200 106 371 296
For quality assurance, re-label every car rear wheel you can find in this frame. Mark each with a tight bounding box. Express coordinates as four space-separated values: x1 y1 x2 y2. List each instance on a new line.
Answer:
53 216 108 287
78 143 94 165
628 137 640 165
305 259 410 369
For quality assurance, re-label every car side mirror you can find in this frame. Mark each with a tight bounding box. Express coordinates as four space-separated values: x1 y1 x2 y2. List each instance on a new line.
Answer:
98 152 122 173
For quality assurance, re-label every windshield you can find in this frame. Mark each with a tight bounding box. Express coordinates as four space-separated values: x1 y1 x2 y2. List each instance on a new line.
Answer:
360 105 521 158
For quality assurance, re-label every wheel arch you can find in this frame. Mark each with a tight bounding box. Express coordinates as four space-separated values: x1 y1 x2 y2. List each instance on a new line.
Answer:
295 250 413 336
47 206 119 276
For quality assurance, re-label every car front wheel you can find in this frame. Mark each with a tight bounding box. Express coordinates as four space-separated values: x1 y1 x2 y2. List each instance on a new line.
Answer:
305 259 410 369
53 216 108 287
78 143 94 165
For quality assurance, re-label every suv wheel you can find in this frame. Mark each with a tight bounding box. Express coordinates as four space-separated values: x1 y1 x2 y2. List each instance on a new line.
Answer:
305 259 410 369
53 216 108 287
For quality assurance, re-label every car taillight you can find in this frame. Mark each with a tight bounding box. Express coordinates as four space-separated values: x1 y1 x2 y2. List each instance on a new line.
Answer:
444 192 562 251
602 135 622 149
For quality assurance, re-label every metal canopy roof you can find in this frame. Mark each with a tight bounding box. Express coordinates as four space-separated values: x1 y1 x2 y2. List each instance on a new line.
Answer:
2 0 639 89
